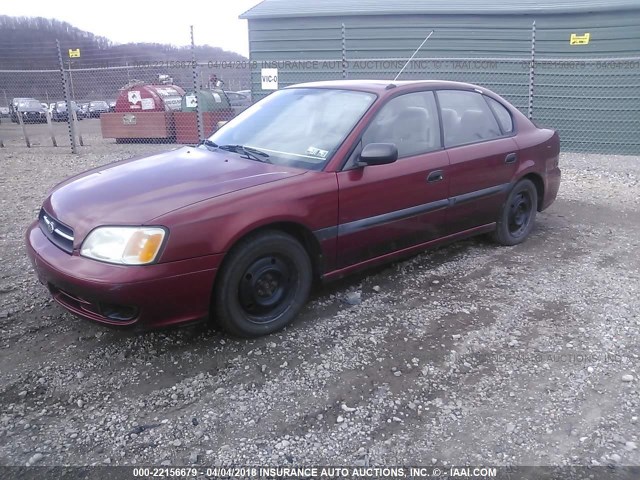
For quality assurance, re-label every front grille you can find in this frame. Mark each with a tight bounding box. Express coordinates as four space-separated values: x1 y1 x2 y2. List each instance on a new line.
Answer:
39 209 74 253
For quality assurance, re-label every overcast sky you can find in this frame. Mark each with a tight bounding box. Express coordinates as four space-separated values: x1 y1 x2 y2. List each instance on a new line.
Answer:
0 0 260 56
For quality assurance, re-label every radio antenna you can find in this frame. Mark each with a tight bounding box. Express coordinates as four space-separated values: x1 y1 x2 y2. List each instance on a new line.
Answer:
394 30 435 81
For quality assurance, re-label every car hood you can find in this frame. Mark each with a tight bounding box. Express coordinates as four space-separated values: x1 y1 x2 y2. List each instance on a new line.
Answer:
43 146 305 241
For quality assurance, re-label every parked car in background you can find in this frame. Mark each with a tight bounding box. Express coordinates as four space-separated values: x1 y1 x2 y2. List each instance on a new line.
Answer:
236 90 252 101
10 97 37 122
78 103 89 118
226 91 252 115
88 101 110 118
26 80 560 337
0 106 9 117
11 98 47 123
225 92 251 108
51 101 83 121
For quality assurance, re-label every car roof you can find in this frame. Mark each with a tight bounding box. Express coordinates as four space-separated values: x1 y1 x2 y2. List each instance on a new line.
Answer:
285 79 487 94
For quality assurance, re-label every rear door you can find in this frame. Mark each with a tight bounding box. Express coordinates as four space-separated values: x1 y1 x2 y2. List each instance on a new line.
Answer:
436 89 519 234
336 90 450 268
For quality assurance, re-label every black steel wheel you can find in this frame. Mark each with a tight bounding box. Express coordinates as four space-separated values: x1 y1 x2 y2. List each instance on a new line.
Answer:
493 179 538 246
214 230 312 337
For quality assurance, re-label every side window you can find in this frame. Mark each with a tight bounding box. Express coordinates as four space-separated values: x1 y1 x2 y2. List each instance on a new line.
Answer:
437 90 502 148
485 96 514 134
361 91 441 159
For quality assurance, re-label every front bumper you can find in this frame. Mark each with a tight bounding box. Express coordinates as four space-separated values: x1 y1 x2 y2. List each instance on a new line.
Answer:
22 113 47 122
26 221 222 329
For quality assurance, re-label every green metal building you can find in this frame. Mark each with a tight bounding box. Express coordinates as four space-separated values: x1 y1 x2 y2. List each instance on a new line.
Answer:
241 0 640 154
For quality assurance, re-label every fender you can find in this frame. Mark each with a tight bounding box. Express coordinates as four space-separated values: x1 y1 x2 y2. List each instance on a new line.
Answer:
154 172 339 263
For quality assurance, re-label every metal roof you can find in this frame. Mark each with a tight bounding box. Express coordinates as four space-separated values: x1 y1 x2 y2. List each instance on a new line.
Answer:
240 0 640 19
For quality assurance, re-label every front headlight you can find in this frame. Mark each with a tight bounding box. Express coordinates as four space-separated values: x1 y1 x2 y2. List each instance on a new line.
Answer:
80 227 167 265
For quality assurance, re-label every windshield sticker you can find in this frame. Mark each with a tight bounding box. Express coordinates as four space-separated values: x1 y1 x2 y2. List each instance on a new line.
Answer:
306 146 329 159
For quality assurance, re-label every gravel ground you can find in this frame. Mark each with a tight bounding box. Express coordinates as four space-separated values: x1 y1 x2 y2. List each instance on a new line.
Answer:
0 141 638 468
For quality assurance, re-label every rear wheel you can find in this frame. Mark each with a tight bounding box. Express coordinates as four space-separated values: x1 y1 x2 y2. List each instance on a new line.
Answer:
493 179 537 246
214 231 312 337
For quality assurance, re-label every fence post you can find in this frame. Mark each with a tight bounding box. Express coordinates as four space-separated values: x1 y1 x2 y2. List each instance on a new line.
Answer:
17 107 31 148
528 21 536 120
341 23 347 79
190 25 204 143
72 109 84 146
56 40 78 154
46 110 57 147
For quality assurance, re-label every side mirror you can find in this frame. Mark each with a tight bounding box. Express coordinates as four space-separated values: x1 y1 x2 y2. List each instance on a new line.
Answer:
358 143 398 166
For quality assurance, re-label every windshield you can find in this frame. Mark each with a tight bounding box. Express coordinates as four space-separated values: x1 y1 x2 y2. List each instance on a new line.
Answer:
207 88 376 170
19 100 42 109
91 101 108 108
56 101 77 109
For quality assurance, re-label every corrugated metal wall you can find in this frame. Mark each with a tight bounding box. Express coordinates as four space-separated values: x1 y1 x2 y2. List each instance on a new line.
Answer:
246 9 640 154
533 12 640 154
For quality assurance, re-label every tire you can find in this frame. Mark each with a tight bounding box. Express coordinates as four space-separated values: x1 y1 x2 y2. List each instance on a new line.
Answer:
493 179 538 246
213 230 312 337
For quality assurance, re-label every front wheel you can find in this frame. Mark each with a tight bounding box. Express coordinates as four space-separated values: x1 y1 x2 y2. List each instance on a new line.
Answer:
213 231 312 337
493 179 538 246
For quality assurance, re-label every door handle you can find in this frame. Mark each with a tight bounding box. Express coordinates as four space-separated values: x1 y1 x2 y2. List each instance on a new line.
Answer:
427 170 444 183
505 152 518 164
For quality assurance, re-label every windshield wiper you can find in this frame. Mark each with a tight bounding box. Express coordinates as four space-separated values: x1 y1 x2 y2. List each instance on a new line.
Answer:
217 144 271 163
199 139 219 151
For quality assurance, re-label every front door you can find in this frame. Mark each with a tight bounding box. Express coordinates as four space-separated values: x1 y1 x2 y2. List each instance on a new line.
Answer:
336 90 450 268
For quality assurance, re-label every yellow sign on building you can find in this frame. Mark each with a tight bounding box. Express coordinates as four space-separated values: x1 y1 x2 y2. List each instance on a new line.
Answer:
570 33 590 45
68 48 81 58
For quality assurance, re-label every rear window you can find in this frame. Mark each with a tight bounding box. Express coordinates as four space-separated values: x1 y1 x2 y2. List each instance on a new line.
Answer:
436 90 503 148
485 96 514 133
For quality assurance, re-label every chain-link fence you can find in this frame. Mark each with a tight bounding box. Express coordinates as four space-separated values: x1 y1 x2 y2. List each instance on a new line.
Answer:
1 26 639 154
0 27 251 151
248 56 640 155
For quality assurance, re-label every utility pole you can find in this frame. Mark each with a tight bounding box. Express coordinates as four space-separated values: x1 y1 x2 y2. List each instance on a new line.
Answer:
57 40 78 153
68 59 76 100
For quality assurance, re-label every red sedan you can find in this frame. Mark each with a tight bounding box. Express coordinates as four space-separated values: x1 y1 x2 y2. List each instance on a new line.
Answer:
26 80 560 337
